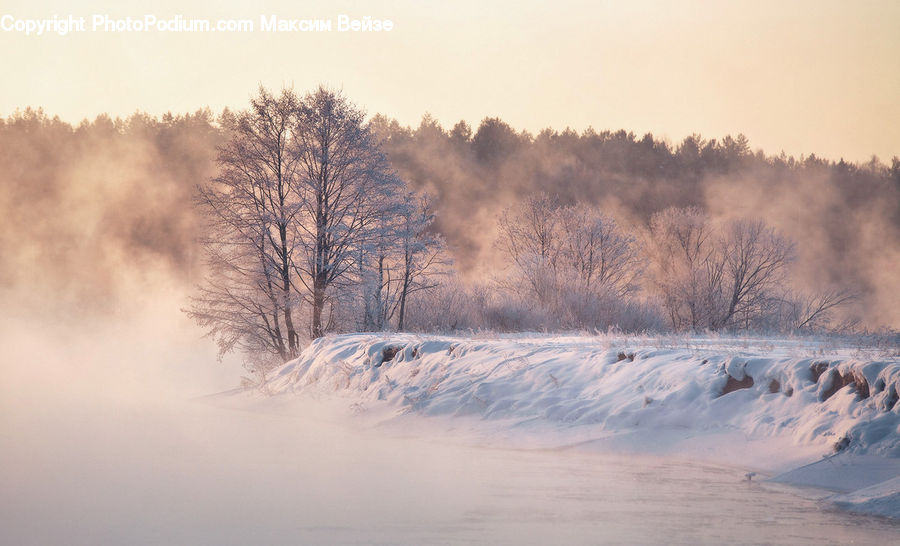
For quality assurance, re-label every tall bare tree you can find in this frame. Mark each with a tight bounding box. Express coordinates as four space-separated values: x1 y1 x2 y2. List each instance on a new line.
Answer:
189 86 410 363
292 87 405 338
646 206 716 330
394 194 448 330
188 88 304 365
496 193 562 304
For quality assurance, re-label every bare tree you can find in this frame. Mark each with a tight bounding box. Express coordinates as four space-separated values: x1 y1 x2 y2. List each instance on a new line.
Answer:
496 194 642 327
394 194 449 330
646 207 794 331
292 87 405 338
788 288 857 331
713 219 794 330
187 88 303 366
646 206 716 329
558 203 642 299
356 193 448 331
496 193 562 304
188 86 411 368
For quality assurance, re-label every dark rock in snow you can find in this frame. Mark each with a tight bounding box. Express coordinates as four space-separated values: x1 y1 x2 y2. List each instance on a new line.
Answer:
834 435 851 453
810 361 830 383
382 345 401 363
821 369 848 402
720 374 754 396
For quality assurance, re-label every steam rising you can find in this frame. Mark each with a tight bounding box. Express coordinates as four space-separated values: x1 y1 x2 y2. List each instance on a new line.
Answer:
0 109 897 328
0 109 219 312
373 119 900 329
0 107 898 543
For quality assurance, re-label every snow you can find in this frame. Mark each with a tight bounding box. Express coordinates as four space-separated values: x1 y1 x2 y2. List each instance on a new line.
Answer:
832 476 900 519
262 332 900 519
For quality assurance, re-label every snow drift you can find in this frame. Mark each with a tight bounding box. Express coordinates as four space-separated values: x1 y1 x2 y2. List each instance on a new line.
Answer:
263 333 900 517
267 334 899 457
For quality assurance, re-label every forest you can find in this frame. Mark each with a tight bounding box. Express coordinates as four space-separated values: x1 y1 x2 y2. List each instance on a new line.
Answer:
2 86 898 372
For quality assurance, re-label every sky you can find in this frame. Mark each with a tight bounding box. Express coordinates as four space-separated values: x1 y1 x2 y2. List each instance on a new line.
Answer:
1 0 898 162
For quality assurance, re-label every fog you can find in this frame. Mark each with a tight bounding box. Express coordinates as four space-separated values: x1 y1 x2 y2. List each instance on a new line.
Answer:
3 306 899 545
375 120 900 329
4 315 900 545
1 105 899 541
2 109 898 333
2 227 898 543
0 110 218 313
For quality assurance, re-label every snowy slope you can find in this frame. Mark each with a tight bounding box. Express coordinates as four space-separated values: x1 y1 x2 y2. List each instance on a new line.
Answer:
832 476 900 519
264 333 900 517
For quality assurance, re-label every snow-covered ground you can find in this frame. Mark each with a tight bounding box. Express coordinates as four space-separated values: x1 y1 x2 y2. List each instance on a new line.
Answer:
261 332 900 520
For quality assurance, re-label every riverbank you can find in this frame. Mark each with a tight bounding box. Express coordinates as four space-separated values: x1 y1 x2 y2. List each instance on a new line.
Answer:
258 332 900 519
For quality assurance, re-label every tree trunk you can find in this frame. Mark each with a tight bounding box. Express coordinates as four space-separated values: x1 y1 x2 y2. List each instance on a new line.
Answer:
283 305 297 358
397 256 412 331
311 276 326 338
279 223 299 358
374 255 385 330
269 311 287 362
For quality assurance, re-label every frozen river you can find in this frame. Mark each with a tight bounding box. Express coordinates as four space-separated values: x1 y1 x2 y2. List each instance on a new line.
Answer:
2 395 899 546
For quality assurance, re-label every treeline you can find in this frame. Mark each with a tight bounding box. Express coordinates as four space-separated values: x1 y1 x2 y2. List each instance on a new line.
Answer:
371 115 900 331
372 114 900 269
2 90 899 370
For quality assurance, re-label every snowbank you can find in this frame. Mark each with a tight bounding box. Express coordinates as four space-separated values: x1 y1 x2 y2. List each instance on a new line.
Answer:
264 333 900 518
832 476 900 519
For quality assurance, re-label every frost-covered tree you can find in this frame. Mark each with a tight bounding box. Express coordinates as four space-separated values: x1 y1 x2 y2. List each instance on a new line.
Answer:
646 207 722 330
357 194 448 331
187 88 304 366
496 193 562 305
292 87 407 338
394 195 449 330
189 86 411 370
358 207 404 332
496 193 643 328
558 203 642 299
715 219 794 330
646 207 794 331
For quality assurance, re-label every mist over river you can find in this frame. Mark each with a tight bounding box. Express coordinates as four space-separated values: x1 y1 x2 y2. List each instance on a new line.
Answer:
3 386 900 544
2 309 899 545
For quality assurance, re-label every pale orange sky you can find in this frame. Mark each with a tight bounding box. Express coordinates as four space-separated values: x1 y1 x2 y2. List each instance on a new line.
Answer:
1 0 898 162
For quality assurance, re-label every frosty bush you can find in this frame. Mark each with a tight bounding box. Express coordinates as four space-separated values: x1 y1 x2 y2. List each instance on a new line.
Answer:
492 194 652 332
